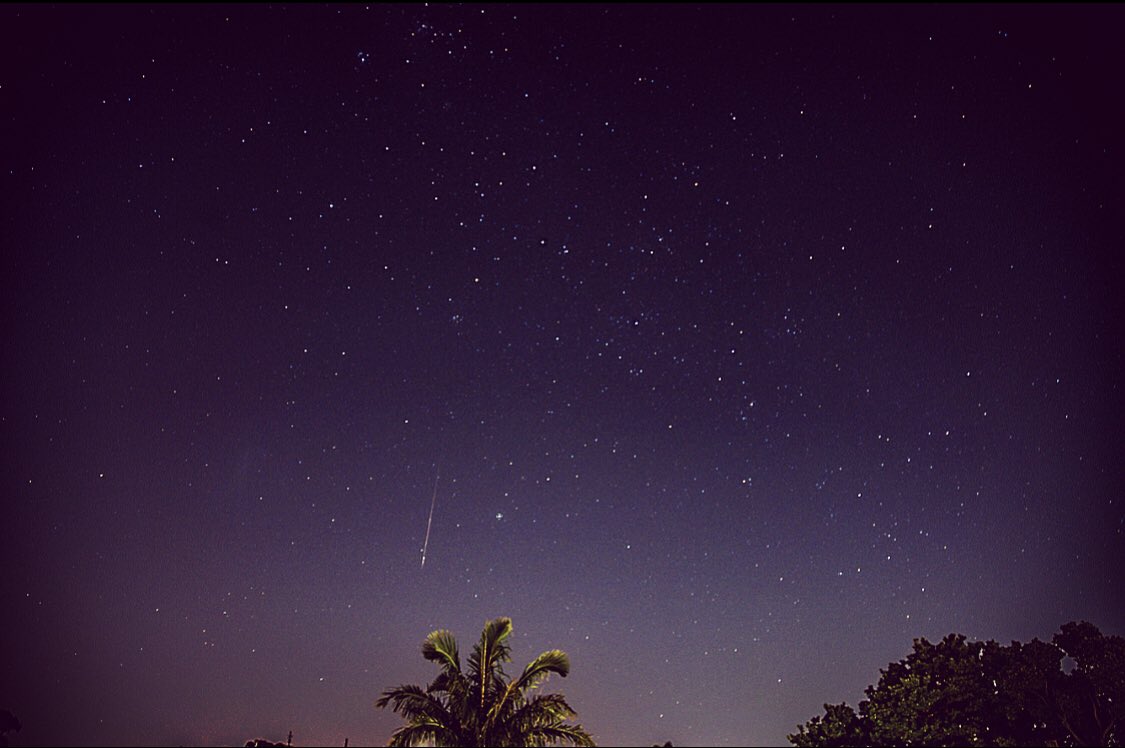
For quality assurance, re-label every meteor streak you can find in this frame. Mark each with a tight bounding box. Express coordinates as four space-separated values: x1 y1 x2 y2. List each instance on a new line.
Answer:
420 472 439 569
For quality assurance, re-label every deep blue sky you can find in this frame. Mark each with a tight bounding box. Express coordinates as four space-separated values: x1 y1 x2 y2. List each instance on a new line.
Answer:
2 4 1122 746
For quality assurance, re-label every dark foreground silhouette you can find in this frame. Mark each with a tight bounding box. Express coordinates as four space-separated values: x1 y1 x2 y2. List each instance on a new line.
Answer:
790 620 1124 747
377 616 595 747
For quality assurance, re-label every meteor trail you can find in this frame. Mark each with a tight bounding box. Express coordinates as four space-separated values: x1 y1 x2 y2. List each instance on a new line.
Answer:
420 473 439 569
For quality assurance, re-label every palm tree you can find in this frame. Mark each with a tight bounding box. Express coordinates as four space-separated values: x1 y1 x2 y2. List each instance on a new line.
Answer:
376 616 596 747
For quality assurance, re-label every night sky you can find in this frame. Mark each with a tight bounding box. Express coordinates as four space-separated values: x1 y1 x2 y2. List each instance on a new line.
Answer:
2 4 1123 747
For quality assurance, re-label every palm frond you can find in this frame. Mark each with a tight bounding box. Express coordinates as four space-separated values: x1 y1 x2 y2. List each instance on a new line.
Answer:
376 684 455 726
523 723 597 747
427 668 469 697
388 721 456 747
468 617 514 711
514 649 570 693
469 617 513 674
375 683 424 711
508 692 578 727
488 653 572 730
422 628 462 674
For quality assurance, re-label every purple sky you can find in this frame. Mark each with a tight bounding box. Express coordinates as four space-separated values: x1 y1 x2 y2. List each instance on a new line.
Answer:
2 4 1122 746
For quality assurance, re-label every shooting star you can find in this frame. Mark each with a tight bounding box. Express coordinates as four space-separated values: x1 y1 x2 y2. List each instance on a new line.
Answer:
420 472 439 569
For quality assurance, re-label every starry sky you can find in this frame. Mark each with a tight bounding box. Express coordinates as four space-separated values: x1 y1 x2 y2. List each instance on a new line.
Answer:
2 4 1123 747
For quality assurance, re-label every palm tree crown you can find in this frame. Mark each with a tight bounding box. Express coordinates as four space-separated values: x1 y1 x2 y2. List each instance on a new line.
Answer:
376 616 596 747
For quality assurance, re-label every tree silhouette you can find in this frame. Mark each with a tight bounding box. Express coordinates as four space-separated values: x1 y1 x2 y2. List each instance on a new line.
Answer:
0 710 21 748
789 621 1125 746
1050 621 1125 745
788 703 867 747
377 616 595 747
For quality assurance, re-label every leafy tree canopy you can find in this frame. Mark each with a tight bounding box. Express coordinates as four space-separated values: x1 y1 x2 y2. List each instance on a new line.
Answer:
789 621 1124 747
0 710 21 748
